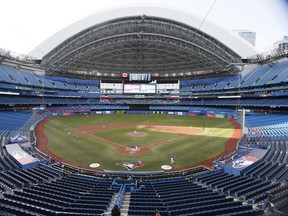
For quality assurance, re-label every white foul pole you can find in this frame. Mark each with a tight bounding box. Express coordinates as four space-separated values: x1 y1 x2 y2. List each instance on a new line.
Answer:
241 108 246 136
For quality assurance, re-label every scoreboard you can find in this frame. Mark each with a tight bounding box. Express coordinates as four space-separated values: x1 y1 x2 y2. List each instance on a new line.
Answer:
120 73 152 81
123 84 156 94
127 73 152 81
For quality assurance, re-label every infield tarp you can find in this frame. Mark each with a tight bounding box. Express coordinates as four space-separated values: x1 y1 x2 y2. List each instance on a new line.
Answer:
223 148 268 175
6 144 39 169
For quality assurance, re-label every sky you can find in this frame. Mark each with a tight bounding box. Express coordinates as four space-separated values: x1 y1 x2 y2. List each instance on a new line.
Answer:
0 0 287 56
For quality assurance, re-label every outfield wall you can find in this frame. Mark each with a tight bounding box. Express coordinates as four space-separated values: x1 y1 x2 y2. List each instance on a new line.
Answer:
46 108 236 119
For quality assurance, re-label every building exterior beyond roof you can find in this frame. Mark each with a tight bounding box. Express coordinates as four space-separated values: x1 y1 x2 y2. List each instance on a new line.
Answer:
33 6 258 79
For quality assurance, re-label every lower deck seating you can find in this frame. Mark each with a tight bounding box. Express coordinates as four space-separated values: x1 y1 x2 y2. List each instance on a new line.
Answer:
0 173 114 216
128 177 262 216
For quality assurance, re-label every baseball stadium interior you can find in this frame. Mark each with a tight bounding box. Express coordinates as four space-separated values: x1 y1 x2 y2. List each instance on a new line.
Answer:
0 4 288 216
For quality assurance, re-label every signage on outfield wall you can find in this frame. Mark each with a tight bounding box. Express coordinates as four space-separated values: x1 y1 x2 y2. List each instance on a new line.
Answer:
225 115 234 119
206 113 215 118
47 109 90 113
215 114 225 118
168 112 175 115
237 109 251 113
116 110 127 114
153 111 164 114
189 112 196 116
102 111 113 114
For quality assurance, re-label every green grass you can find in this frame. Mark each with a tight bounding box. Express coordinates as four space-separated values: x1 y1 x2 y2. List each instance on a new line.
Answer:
94 127 178 146
44 114 234 171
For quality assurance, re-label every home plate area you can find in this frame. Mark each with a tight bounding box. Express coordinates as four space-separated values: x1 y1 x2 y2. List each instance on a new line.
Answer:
126 144 141 154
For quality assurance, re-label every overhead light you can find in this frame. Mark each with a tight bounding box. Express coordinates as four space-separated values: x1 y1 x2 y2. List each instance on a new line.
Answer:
140 14 146 20
136 31 143 38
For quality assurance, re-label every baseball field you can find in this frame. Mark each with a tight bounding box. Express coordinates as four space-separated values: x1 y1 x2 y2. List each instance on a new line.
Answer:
36 114 241 171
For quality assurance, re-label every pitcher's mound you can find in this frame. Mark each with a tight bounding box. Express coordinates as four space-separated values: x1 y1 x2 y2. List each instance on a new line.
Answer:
127 132 146 137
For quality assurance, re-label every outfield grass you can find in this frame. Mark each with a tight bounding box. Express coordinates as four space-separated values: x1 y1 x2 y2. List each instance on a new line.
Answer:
44 114 234 171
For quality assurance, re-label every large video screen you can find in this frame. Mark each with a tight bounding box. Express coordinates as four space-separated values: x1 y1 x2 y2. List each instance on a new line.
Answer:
123 84 156 94
129 73 152 81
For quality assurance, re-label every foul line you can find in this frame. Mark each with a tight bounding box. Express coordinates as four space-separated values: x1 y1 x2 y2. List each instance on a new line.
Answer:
74 125 195 151
71 133 79 138
73 127 127 148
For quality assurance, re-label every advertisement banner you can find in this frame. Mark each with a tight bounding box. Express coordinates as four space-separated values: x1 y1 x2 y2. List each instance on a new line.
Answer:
153 111 164 114
206 113 215 118
103 111 112 114
116 110 127 114
215 114 225 118
47 109 90 113
225 115 234 119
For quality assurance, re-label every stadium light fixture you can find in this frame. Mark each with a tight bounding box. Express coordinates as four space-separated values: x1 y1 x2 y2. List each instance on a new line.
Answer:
136 31 144 38
140 14 146 20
